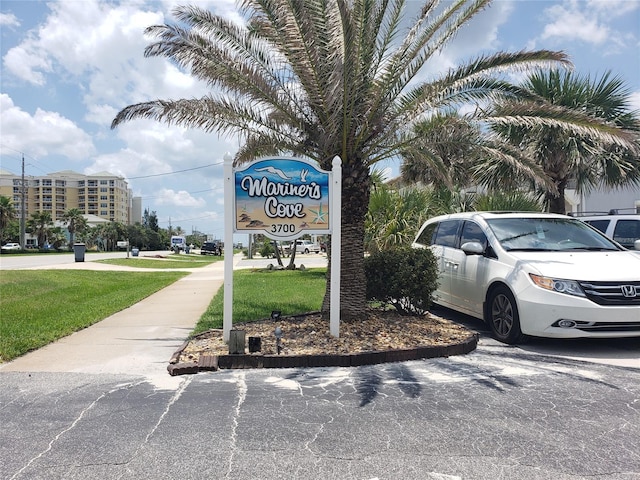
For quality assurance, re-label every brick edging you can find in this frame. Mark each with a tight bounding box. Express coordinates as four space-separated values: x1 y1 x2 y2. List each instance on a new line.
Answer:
167 334 479 376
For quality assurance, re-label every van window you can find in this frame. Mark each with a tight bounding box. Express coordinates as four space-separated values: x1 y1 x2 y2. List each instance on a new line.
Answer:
460 221 487 249
433 220 460 248
415 222 438 246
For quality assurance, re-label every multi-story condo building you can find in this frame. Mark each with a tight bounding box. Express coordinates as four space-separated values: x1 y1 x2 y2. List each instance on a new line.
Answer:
0 169 133 225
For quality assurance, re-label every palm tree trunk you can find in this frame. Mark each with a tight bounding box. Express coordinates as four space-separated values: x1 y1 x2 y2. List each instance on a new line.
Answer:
272 240 283 267
322 163 370 321
545 177 568 214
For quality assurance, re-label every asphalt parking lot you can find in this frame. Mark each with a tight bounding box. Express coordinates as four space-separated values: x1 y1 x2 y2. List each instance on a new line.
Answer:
1 251 638 479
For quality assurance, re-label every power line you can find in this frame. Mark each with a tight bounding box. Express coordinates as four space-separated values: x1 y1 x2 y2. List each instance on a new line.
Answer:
129 162 221 179
140 188 216 200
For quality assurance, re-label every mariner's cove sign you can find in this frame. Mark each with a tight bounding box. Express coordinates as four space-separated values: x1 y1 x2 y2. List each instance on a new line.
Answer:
234 158 332 239
223 155 342 342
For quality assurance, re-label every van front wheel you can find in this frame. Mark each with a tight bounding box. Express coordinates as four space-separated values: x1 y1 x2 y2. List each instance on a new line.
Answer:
487 286 524 344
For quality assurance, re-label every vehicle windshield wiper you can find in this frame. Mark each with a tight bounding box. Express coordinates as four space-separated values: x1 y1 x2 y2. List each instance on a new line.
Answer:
560 246 620 251
503 247 550 252
498 230 540 243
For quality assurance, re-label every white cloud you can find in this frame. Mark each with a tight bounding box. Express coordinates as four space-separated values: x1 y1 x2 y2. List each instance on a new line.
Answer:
539 0 639 48
91 116 231 184
85 103 119 127
0 94 95 160
155 188 206 207
0 12 20 27
586 0 639 17
85 148 168 179
3 43 52 85
541 3 608 45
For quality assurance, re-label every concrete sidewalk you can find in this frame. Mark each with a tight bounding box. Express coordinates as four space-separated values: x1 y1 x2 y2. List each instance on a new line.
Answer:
0 254 329 383
0 257 233 384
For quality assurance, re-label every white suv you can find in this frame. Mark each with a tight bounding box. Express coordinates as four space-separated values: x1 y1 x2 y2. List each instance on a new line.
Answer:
412 212 640 344
571 212 640 250
284 240 321 255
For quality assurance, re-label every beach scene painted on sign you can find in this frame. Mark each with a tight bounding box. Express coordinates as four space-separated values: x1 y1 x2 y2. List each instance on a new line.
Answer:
234 158 331 238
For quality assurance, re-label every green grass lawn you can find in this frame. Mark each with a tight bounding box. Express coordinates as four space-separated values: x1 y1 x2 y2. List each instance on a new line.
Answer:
0 265 327 362
193 268 327 335
97 254 222 269
0 270 188 362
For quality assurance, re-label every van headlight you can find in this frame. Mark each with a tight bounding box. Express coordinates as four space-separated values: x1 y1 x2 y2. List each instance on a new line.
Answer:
529 274 586 297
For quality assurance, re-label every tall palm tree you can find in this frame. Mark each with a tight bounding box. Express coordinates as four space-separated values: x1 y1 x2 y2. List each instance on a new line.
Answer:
489 69 640 213
61 208 88 250
26 211 53 248
112 0 606 319
0 195 17 243
401 113 485 189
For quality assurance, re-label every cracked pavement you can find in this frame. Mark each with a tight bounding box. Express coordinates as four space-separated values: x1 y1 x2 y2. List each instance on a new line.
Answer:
2 342 639 480
2 253 638 479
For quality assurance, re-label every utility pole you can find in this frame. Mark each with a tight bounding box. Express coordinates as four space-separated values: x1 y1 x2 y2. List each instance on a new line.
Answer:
20 154 26 248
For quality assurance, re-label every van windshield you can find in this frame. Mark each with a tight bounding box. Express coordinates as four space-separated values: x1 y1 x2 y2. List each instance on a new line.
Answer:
486 218 621 252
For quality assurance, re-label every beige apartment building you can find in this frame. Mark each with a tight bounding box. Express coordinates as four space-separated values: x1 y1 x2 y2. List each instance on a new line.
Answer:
0 169 133 225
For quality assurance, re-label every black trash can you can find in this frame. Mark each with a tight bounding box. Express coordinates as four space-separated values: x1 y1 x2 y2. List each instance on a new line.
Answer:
73 243 86 262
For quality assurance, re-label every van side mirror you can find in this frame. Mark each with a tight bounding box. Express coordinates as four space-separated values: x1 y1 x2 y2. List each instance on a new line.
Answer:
461 241 485 255
634 239 640 251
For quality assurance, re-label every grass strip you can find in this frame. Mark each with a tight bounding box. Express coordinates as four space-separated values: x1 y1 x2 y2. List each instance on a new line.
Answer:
0 270 187 362
193 268 327 335
97 255 221 269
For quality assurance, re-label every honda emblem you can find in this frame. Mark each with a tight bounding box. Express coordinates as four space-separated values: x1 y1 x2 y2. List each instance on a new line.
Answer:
621 285 637 298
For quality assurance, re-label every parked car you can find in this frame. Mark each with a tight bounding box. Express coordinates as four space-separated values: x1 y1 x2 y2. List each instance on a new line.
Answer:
412 212 640 344
201 241 222 255
283 239 321 255
1 242 21 251
571 211 640 251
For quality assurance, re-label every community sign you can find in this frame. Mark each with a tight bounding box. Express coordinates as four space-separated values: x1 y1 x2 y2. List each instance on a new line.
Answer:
234 157 331 239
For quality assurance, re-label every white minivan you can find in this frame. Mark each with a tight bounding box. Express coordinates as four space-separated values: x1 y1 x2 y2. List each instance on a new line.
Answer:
412 212 640 344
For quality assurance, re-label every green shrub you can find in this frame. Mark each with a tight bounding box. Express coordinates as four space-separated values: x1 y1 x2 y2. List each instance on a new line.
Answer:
258 239 275 258
364 247 439 315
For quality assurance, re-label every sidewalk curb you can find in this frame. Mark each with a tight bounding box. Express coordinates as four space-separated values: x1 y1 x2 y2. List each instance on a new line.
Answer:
167 334 479 376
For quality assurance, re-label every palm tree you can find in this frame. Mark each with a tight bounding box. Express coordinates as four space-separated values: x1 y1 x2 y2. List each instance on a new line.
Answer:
489 69 640 213
401 113 486 189
473 191 542 211
96 221 126 251
61 208 88 250
26 211 53 248
0 195 17 243
111 1 596 319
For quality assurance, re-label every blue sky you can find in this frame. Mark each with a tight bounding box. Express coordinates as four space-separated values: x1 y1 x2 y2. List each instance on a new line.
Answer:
1 0 639 240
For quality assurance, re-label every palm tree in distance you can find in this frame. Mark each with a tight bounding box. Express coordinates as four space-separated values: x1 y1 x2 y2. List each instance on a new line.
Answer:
487 69 640 213
0 195 17 243
61 208 88 250
26 211 53 248
111 1 631 319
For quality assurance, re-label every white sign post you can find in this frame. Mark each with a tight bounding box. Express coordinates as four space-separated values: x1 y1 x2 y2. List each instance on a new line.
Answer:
330 156 341 337
223 154 342 342
223 153 234 342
